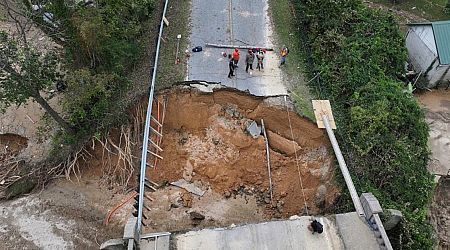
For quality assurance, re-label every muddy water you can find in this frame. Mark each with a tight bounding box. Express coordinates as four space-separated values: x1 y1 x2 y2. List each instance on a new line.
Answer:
416 89 450 249
416 89 450 177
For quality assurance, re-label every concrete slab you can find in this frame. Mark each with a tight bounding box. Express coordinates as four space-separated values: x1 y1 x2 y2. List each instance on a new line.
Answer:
335 212 380 250
140 235 170 250
188 0 287 96
174 216 344 250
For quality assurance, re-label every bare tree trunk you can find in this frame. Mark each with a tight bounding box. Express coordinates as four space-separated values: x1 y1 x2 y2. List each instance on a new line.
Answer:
33 93 72 132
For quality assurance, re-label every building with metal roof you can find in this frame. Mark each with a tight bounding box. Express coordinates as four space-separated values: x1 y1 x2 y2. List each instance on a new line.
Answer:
406 20 450 88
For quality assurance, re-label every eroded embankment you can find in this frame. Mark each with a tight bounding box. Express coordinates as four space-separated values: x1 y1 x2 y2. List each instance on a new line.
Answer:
61 87 339 233
142 87 339 231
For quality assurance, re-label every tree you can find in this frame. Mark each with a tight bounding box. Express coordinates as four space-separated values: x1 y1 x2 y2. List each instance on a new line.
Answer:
0 31 72 131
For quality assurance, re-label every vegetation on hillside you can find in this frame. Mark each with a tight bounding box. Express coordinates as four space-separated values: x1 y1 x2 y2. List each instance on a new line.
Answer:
291 0 435 248
0 0 156 196
1 0 155 136
373 0 450 21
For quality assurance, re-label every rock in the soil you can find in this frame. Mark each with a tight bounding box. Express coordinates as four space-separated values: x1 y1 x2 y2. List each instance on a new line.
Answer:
179 131 189 145
276 200 284 213
314 185 327 208
289 215 301 220
181 192 193 208
264 197 271 204
224 191 231 198
246 120 261 138
267 130 301 156
189 211 205 220
383 209 403 230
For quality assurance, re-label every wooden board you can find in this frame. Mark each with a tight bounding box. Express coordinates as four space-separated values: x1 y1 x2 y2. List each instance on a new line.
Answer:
312 100 336 129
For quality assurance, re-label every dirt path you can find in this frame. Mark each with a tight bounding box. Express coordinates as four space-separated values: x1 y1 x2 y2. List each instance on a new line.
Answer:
0 175 128 250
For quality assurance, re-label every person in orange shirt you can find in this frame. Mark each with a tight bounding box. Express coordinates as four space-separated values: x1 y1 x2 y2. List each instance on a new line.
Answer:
232 48 240 67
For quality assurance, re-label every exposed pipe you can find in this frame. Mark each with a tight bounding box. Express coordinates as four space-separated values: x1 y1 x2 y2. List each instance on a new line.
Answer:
322 114 365 217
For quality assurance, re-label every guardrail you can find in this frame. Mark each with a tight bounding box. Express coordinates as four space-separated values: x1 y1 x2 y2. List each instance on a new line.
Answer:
136 0 170 240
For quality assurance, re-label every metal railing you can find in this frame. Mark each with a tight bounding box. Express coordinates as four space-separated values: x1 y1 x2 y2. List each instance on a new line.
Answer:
136 0 170 240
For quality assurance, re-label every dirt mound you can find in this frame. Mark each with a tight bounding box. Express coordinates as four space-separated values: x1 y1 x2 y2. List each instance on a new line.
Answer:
145 88 339 227
430 177 450 249
0 133 28 156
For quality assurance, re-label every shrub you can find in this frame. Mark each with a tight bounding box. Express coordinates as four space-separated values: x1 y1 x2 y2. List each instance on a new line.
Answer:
62 69 129 134
294 0 435 248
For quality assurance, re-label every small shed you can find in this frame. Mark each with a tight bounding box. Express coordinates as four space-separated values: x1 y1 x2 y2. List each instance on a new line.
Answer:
406 21 450 88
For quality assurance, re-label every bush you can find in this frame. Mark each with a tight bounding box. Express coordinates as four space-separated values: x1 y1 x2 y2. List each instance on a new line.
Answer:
294 0 435 248
63 69 129 134
68 0 155 74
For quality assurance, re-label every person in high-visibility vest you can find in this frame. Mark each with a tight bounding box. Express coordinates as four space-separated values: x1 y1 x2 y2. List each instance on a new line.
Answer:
232 48 240 67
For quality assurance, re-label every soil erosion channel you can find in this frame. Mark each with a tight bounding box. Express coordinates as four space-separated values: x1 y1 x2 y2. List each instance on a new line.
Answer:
141 88 339 233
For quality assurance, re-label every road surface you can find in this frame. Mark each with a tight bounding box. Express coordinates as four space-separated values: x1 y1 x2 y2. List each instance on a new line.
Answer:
188 0 287 96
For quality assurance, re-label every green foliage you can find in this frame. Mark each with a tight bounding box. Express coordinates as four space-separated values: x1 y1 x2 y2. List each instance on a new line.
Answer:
53 0 154 74
62 69 129 133
0 31 71 131
0 32 60 111
294 0 435 248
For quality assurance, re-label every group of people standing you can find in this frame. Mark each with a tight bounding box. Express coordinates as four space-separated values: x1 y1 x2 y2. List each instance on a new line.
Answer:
227 46 288 78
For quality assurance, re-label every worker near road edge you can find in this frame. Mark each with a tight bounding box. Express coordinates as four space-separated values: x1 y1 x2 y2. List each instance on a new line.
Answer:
279 46 289 67
232 48 240 67
245 49 254 73
308 219 323 234
256 49 265 71
228 54 236 78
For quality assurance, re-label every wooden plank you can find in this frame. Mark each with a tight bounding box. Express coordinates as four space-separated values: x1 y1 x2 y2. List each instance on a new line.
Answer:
149 138 163 152
148 150 163 160
151 115 163 127
150 126 163 137
205 43 273 51
144 193 154 201
163 16 169 26
312 100 336 129
261 119 273 203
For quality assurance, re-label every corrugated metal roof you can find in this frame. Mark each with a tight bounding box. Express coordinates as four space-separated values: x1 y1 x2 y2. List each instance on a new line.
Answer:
432 21 450 65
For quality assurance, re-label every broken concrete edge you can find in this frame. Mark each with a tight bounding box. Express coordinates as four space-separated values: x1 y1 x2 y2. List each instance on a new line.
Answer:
246 120 262 138
165 80 289 98
360 193 394 250
100 238 126 250
123 216 137 240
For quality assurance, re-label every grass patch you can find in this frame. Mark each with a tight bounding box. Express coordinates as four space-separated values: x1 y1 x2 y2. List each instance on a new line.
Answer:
156 0 191 89
372 0 450 20
268 0 315 120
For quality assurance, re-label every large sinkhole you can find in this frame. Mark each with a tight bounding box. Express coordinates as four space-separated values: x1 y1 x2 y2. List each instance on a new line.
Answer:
141 87 339 233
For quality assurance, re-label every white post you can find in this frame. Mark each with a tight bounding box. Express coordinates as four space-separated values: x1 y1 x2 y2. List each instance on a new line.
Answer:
322 114 365 217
